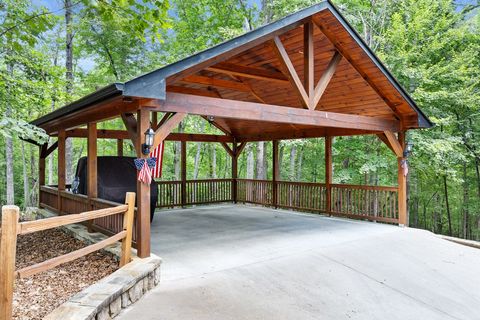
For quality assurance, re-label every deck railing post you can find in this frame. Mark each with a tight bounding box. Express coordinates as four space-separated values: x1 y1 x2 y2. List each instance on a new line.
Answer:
0 205 20 320
120 192 136 267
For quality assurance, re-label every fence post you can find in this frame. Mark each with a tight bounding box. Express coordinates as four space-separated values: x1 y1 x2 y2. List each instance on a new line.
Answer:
0 205 20 320
120 193 136 266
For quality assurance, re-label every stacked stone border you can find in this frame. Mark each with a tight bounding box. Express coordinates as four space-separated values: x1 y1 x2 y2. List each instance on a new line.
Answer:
36 209 162 320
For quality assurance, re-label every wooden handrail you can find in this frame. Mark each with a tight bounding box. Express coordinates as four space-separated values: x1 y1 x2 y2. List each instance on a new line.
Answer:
0 192 136 320
331 184 398 192
19 205 128 235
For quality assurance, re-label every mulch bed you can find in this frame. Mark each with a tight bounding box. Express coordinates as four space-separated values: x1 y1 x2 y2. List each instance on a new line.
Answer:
13 228 118 320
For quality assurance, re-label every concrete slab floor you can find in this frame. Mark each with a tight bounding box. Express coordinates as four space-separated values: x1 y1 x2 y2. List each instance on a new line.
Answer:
118 204 480 320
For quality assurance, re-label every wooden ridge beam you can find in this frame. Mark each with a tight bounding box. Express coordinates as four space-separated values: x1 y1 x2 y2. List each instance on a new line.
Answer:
206 62 289 83
312 51 342 110
144 93 400 132
271 36 309 109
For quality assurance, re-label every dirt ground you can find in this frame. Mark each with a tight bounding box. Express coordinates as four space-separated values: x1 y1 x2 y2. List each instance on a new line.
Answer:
13 228 118 320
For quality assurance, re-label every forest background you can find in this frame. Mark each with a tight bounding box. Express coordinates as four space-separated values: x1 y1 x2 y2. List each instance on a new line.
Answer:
1 0 479 239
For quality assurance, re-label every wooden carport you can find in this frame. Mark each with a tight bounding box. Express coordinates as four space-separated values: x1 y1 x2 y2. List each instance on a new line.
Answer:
31 1 432 258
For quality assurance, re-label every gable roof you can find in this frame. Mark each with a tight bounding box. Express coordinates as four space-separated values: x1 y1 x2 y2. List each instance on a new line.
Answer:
32 0 432 131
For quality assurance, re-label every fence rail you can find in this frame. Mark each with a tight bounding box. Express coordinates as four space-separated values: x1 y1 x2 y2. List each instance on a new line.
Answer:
0 192 136 320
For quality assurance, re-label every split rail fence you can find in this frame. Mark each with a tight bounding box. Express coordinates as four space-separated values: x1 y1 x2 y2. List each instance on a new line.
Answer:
0 192 136 320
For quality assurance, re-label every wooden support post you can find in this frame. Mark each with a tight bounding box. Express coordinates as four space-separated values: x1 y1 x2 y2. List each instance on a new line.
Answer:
57 130 66 212
181 140 187 207
136 108 151 258
120 192 136 267
325 136 332 213
87 123 97 232
272 140 279 208
0 205 19 320
232 142 238 203
397 131 407 226
87 123 98 199
117 139 124 156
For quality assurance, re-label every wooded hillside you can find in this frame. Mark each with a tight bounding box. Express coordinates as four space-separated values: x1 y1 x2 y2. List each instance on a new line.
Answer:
1 0 479 239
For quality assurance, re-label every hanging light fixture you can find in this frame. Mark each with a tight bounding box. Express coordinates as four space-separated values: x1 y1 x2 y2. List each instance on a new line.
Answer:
142 128 155 155
403 141 414 157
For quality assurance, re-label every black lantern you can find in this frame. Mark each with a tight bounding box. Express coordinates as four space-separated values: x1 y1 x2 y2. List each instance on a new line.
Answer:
142 128 155 155
403 141 413 157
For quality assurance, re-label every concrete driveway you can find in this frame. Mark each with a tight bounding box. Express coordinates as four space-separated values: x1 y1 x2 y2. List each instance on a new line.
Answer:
118 205 480 320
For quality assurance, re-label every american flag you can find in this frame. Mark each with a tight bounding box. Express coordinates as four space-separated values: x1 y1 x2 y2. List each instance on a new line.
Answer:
149 142 165 179
134 158 156 185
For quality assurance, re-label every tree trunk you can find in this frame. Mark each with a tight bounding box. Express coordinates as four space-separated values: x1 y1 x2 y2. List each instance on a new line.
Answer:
65 0 74 184
193 143 202 179
5 124 14 205
173 122 185 180
443 175 452 236
289 145 296 181
463 162 469 239
21 141 29 208
278 144 284 180
246 144 254 179
296 147 303 181
256 142 266 180
211 145 217 179
5 62 14 205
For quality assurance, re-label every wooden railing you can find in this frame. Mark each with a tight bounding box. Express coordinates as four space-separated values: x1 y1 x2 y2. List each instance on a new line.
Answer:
156 179 233 207
157 181 182 208
186 179 233 205
39 186 138 242
236 180 398 223
277 181 327 212
237 179 273 205
0 193 136 320
330 184 398 223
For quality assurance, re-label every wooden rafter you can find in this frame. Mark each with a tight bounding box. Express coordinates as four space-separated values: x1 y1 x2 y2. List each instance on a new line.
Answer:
312 18 402 120
145 93 400 132
181 75 251 92
304 21 314 107
206 62 289 83
271 36 309 109
312 51 342 110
